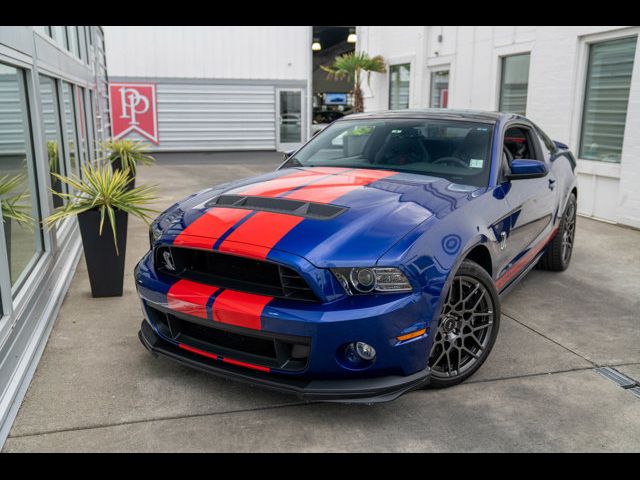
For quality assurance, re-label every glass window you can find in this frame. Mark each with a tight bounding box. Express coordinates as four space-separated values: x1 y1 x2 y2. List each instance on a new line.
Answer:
0 64 43 288
499 53 530 115
579 36 637 163
389 64 411 110
34 26 52 37
52 26 68 49
278 90 302 144
76 86 90 164
61 82 80 180
38 75 67 208
430 70 449 108
287 119 494 187
67 26 80 58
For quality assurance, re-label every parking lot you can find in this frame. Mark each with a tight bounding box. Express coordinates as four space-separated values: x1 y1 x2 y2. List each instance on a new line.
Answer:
3 152 639 452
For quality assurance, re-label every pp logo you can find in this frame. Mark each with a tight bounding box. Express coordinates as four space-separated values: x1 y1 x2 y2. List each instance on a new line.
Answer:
109 82 159 144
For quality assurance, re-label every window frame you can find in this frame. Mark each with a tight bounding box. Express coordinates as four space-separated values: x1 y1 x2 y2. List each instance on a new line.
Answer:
388 62 412 110
0 56 53 326
498 53 531 116
569 27 640 173
577 35 637 164
428 67 450 109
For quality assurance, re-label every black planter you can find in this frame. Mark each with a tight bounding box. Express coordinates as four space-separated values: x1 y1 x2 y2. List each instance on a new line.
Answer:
111 158 136 191
78 208 128 297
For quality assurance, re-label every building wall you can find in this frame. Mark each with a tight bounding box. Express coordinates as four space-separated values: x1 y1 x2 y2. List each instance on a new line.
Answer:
104 26 309 80
0 26 109 446
104 26 312 152
357 25 640 228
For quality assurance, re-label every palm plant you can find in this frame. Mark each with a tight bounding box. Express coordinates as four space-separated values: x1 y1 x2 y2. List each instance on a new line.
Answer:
0 173 34 226
100 138 155 176
321 51 386 113
45 164 158 254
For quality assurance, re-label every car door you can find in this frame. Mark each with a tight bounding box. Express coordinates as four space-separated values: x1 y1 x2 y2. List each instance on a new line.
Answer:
495 122 557 279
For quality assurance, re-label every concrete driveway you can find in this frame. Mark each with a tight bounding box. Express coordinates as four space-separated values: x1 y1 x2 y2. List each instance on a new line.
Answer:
3 152 640 452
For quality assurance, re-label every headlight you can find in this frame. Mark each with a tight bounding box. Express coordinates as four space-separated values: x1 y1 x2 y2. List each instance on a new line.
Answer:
149 223 162 249
331 267 412 295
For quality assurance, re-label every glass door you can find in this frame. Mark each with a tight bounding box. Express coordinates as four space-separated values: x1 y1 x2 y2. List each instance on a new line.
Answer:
276 89 304 151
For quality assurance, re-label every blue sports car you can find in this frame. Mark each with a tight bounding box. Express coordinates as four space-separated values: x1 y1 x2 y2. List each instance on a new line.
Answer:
136 109 577 402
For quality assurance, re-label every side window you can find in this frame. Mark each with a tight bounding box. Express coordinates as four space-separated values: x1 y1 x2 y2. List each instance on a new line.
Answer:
504 125 541 161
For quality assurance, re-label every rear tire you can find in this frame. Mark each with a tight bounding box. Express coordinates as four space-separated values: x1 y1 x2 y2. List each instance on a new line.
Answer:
427 259 501 389
538 193 576 272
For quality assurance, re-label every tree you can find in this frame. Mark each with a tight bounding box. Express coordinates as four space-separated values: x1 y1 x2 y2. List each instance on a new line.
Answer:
321 51 386 113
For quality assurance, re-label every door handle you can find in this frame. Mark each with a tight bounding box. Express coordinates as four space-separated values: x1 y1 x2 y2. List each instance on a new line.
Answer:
548 178 556 190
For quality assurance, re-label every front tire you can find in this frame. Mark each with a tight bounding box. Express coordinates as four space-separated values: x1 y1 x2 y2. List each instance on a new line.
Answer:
427 259 501 388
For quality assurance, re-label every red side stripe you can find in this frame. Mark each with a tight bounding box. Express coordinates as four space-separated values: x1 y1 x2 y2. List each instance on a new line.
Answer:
167 279 219 319
179 344 270 372
495 227 559 290
222 357 270 372
174 207 251 249
218 212 303 260
212 290 273 330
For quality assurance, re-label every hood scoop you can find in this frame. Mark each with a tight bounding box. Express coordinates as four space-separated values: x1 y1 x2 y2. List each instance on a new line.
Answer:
205 194 347 220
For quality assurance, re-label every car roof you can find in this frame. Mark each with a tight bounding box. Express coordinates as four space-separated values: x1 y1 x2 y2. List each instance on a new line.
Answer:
341 108 524 124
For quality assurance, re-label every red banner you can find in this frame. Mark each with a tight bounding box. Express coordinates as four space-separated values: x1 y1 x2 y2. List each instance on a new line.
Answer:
108 82 159 144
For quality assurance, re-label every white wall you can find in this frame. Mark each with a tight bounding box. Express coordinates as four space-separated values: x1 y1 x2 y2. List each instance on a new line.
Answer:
104 26 310 80
357 25 640 228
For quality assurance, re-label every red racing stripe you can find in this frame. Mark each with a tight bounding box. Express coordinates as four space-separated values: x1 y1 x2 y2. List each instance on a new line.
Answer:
179 343 219 360
167 279 219 319
217 169 396 258
218 212 303 260
179 344 270 372
285 168 397 203
495 227 559 290
173 207 252 249
230 167 348 198
222 357 270 372
212 290 273 330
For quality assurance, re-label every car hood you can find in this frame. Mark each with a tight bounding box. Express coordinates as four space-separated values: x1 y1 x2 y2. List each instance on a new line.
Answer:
161 167 483 267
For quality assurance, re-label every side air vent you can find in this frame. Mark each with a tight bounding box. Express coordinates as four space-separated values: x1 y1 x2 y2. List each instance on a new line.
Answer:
205 195 346 220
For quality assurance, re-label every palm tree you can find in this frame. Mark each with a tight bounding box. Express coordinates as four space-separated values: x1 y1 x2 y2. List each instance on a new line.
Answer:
321 51 386 113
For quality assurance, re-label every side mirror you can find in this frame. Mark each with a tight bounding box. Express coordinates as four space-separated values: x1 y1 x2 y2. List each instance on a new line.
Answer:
282 149 296 161
506 159 548 180
553 140 568 150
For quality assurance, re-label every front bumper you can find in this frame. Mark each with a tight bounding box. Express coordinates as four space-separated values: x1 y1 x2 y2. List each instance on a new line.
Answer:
135 250 436 403
139 320 430 403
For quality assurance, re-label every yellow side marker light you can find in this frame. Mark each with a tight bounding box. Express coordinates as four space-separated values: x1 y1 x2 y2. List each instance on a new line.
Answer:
396 328 427 342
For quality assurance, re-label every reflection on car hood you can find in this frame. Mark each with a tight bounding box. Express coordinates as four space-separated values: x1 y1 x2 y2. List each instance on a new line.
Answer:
161 167 484 266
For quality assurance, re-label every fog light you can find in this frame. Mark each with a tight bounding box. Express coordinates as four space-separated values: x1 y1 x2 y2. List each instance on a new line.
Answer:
355 342 376 361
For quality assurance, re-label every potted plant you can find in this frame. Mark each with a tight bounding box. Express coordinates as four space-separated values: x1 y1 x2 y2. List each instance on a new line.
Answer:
45 164 157 297
321 51 386 113
100 139 155 190
0 173 34 260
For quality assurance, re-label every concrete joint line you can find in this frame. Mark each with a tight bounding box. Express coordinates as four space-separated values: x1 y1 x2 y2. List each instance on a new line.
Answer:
501 311 596 366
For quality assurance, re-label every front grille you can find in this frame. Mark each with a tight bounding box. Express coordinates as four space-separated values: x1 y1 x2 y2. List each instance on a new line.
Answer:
155 246 318 302
147 305 311 372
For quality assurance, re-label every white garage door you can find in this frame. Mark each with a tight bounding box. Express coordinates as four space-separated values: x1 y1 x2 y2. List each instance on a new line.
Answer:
140 81 277 152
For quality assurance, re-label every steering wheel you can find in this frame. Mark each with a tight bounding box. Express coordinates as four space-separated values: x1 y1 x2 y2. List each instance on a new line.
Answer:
375 140 430 166
432 156 469 168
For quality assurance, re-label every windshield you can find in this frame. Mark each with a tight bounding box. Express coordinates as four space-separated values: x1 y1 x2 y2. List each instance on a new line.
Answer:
284 118 495 187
